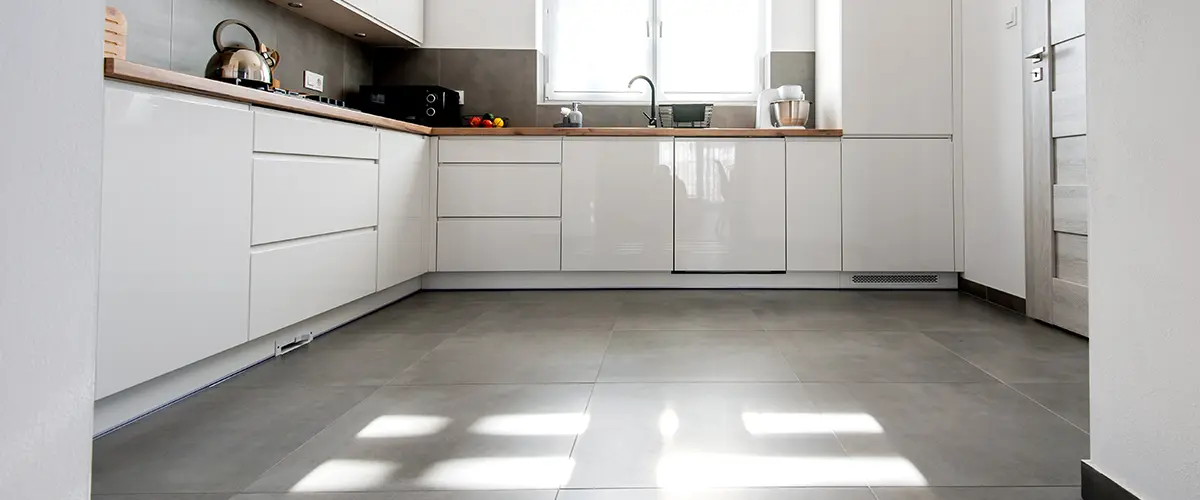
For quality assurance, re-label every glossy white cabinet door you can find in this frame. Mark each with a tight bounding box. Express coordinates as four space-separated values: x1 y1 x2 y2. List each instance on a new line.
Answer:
674 139 787 272
250 230 379 338
377 130 429 290
841 0 953 135
562 138 675 271
787 139 843 271
97 84 253 399
437 219 562 272
842 138 955 272
376 0 423 43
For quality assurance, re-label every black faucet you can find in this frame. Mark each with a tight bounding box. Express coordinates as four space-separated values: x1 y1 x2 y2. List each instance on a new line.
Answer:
627 75 657 127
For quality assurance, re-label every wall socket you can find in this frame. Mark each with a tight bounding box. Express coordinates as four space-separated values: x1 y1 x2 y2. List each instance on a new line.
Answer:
456 90 465 105
304 70 325 92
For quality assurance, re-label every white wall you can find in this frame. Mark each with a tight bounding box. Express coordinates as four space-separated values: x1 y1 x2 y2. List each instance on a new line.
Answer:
424 0 539 49
960 0 1025 297
0 1 104 498
1088 1 1200 498
772 0 817 51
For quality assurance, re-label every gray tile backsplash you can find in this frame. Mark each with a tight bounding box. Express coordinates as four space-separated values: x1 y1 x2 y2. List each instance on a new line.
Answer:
373 49 816 128
108 0 372 99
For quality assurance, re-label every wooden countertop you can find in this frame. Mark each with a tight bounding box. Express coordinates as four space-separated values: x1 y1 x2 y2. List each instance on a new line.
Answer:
430 127 841 137
104 58 434 135
104 58 842 138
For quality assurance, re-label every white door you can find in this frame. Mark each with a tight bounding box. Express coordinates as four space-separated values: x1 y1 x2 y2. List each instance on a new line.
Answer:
841 0 953 135
1025 0 1088 335
674 139 786 272
378 130 429 290
562 138 675 271
842 138 955 272
96 84 253 399
786 139 843 271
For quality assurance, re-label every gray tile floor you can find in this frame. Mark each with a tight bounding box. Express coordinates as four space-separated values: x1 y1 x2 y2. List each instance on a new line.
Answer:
92 290 1089 500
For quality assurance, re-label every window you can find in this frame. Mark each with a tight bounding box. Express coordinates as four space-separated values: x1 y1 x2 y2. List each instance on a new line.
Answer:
544 0 767 104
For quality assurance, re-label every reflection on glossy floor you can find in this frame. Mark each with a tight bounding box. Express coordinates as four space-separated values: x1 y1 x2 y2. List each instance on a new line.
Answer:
92 290 1089 500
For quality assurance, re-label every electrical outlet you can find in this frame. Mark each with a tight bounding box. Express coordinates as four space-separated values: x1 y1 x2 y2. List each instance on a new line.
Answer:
456 90 465 105
304 70 325 92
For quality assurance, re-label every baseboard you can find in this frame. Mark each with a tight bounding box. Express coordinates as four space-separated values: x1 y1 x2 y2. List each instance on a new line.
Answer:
422 272 959 290
93 278 421 436
1083 461 1143 500
959 276 1027 314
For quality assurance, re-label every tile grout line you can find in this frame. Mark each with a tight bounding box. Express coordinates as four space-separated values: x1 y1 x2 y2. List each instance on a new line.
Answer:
919 331 1090 435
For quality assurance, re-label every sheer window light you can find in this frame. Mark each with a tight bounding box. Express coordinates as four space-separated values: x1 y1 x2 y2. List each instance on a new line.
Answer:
544 0 766 103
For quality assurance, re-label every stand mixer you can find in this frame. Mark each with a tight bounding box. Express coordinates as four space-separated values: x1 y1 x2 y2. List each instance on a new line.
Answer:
756 85 811 129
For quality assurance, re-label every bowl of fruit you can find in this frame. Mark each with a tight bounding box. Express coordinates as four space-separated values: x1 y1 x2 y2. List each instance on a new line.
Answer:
463 113 507 128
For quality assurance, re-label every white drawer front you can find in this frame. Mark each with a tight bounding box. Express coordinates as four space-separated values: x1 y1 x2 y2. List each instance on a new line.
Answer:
253 108 380 159
438 164 561 217
249 230 379 338
439 138 562 164
252 156 380 245
438 219 561 272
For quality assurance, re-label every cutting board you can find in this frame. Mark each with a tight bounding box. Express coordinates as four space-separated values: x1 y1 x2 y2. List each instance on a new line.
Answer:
104 6 127 60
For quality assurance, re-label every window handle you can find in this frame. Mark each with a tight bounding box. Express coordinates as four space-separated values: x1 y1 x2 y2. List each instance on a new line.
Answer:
646 20 651 38
659 21 663 37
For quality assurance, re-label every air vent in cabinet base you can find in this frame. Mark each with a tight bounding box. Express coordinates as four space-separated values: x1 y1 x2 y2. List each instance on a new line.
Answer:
841 273 957 289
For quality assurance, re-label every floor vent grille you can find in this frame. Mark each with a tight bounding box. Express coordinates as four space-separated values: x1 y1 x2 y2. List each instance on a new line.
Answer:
851 274 940 285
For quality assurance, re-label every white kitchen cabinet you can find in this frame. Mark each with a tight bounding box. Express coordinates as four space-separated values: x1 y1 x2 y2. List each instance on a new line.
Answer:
561 138 675 271
437 219 562 272
786 139 843 271
439 138 563 164
377 130 429 290
251 156 379 245
376 0 424 43
674 139 787 272
253 108 380 160
842 138 955 272
438 164 562 217
250 230 379 339
840 0 953 135
97 83 253 399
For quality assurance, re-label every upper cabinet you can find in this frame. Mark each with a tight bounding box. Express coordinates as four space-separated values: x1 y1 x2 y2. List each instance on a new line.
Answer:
817 0 953 135
268 0 424 46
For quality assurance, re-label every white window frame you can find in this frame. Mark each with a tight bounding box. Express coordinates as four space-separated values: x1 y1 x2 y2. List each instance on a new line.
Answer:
542 0 768 105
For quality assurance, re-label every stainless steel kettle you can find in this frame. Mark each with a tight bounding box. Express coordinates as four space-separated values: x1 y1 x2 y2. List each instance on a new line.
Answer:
205 19 272 89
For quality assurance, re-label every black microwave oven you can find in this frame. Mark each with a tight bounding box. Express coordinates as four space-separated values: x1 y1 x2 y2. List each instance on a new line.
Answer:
358 85 462 126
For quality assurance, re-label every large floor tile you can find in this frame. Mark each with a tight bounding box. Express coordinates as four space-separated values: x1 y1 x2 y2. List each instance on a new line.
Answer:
871 487 1080 499
94 495 231 500
805 383 1089 487
924 325 1088 383
1013 383 1090 432
460 302 619 333
598 331 796 382
752 305 913 331
92 386 376 494
231 492 557 500
344 300 497 334
615 302 762 331
244 384 593 493
393 331 611 384
568 383 850 489
872 294 1031 332
226 333 446 388
773 331 995 383
557 489 877 500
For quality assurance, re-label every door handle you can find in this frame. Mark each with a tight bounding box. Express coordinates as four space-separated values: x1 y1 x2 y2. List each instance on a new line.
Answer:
1025 46 1046 62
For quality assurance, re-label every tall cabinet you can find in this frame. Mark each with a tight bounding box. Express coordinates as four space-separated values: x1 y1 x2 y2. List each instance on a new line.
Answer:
819 0 957 272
